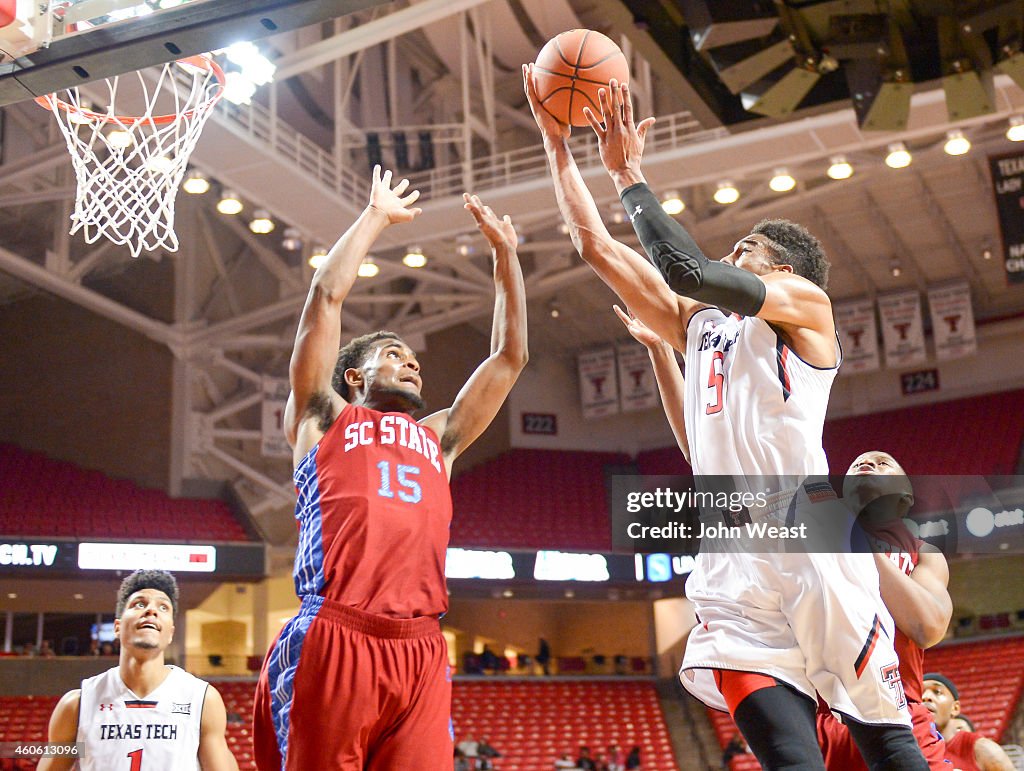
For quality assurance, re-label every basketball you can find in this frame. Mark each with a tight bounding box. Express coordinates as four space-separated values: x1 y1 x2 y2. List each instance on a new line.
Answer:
532 29 630 127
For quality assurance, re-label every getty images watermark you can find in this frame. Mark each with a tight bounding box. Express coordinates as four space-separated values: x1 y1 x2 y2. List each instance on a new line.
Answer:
610 474 1024 556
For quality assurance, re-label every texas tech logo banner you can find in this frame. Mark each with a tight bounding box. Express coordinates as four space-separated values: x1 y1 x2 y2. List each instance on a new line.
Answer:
578 347 619 419
927 282 976 361
835 298 880 373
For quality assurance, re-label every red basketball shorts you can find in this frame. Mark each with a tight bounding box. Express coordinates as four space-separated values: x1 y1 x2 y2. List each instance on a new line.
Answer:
253 595 453 770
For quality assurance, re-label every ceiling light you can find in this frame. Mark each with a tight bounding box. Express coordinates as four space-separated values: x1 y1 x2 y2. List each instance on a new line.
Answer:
713 181 739 205
549 302 561 319
826 156 853 180
661 191 685 215
281 227 302 251
73 593 84 600
403 246 427 268
1007 116 1024 142
6 593 16 599
885 142 912 169
216 190 243 215
890 258 902 278
455 234 474 257
610 208 626 224
308 246 328 270
769 169 795 192
249 209 274 234
943 129 970 156
502 589 514 598
107 128 133 149
558 222 570 235
982 248 993 260
182 170 210 194
222 71 258 105
68 99 93 125
357 257 380 278
224 41 276 86
145 155 174 173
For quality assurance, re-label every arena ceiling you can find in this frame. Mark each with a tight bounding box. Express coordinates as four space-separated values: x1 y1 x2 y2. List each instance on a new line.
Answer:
2 0 1024 543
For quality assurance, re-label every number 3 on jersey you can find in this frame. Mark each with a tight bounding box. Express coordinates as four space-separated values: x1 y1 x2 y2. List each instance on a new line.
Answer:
706 351 725 415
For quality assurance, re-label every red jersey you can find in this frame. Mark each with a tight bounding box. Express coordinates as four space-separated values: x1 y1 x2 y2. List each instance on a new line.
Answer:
291 403 452 618
944 731 981 771
867 518 926 702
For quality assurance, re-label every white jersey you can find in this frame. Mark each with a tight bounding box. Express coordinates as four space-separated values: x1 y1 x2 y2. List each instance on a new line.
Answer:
683 307 838 479
77 665 207 771
678 307 909 727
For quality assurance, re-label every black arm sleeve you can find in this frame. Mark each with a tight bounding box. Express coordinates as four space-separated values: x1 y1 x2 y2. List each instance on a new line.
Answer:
620 182 766 316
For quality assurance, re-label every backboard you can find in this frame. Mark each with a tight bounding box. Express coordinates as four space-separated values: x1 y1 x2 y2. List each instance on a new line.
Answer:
0 0 390 106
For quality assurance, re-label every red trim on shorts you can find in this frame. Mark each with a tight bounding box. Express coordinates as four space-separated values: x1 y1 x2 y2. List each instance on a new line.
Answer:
714 669 778 716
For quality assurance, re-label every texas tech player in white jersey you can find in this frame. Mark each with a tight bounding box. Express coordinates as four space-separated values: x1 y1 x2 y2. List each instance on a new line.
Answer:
77 665 207 770
683 308 834 478
679 308 911 728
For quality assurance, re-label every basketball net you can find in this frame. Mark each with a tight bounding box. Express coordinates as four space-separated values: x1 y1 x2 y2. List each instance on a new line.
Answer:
37 55 225 258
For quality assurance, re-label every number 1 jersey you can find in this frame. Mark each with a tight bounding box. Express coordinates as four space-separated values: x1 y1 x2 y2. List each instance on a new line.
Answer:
77 665 206 771
292 403 452 618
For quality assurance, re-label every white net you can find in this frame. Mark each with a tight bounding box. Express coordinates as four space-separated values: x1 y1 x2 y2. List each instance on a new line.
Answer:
39 55 224 258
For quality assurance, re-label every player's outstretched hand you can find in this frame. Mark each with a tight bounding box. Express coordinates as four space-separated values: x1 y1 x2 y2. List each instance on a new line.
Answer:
522 63 570 141
582 80 655 177
614 304 666 349
368 165 422 224
464 193 518 254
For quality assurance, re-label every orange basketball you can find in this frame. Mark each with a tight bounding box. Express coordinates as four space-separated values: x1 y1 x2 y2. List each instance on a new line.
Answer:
532 29 630 127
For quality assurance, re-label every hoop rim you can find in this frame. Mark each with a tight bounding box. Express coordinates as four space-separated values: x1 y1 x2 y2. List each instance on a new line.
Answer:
34 54 226 126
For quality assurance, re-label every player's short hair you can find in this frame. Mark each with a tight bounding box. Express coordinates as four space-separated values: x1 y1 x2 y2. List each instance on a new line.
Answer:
956 714 975 731
752 219 830 290
332 330 405 400
115 570 178 618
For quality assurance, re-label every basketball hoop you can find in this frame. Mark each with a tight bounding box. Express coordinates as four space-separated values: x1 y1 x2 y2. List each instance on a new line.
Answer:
36 54 226 258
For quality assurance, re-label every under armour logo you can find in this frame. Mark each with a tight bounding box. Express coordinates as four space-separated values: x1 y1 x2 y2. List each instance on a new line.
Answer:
99 703 114 711
628 205 643 222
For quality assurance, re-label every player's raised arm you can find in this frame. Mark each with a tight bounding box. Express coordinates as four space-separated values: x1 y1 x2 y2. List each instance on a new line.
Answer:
198 685 239 771
587 81 835 359
285 167 422 449
523 64 696 352
36 690 80 771
422 195 527 474
875 546 952 649
614 306 690 463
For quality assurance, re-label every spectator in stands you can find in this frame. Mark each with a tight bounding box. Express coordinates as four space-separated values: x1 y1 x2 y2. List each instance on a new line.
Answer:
37 639 56 658
477 736 501 769
625 745 642 769
922 673 1014 771
99 641 115 656
722 734 749 767
554 751 576 769
455 747 472 771
607 742 625 771
576 745 596 770
594 751 611 771
84 639 101 657
457 734 480 766
480 644 500 673
537 637 552 675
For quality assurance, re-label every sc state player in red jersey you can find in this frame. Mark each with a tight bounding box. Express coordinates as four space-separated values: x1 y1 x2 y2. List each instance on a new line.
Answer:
922 674 1015 771
817 451 953 770
253 166 528 771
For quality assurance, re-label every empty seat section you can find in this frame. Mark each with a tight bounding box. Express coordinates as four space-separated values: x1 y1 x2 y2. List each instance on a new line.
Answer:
0 443 251 541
